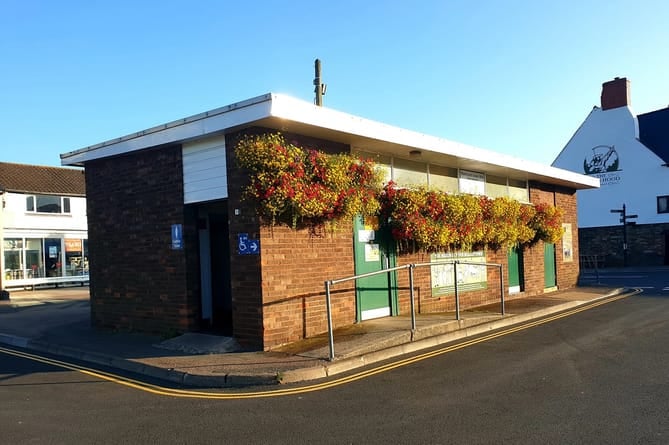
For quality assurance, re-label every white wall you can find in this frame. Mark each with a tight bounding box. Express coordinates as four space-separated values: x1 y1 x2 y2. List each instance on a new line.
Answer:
553 106 669 227
2 192 87 232
182 135 228 204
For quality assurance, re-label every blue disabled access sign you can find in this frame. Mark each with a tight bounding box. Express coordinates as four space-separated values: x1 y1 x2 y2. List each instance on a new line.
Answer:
237 233 259 255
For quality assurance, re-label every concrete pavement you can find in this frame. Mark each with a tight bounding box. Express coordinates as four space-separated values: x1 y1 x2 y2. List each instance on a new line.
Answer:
0 285 631 388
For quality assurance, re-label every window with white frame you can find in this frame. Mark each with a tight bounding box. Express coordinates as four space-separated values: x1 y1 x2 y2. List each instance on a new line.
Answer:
458 170 485 195
352 149 530 202
26 195 71 214
658 195 669 214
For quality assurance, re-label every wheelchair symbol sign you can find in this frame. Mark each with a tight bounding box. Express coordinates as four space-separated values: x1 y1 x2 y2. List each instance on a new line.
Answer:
238 233 259 255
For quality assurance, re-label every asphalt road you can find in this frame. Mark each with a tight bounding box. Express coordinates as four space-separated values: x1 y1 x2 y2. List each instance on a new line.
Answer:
1 269 668 444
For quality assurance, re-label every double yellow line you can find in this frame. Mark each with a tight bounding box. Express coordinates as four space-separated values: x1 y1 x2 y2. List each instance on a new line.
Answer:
0 290 637 400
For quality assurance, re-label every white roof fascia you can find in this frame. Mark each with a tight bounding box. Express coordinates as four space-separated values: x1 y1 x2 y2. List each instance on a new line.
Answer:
269 94 600 189
60 92 598 189
60 94 275 166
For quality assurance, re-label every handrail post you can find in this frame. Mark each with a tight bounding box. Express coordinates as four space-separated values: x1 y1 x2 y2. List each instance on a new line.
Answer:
454 261 460 321
409 264 416 333
499 264 505 316
324 280 335 361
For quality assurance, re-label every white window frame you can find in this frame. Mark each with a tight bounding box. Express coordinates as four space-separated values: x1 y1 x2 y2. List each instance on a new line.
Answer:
25 194 72 214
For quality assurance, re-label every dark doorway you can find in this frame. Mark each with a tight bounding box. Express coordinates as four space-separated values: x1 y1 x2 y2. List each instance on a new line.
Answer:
664 232 669 266
209 212 233 334
196 201 233 335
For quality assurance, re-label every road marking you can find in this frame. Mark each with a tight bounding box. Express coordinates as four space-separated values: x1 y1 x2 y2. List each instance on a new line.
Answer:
583 275 646 279
0 289 639 400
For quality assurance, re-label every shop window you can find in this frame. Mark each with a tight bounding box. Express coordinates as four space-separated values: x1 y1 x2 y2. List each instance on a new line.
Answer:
25 195 71 214
658 195 669 214
26 238 44 278
3 238 23 280
64 239 86 276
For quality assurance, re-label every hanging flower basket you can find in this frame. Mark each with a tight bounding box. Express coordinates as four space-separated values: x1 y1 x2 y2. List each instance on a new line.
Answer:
235 133 382 229
236 133 565 251
378 183 564 253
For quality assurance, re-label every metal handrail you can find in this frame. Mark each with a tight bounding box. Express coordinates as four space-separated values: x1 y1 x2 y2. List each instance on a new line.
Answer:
323 260 505 360
328 264 412 285
324 264 412 363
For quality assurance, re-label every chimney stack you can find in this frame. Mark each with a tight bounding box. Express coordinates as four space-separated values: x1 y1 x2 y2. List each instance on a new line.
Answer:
601 77 631 110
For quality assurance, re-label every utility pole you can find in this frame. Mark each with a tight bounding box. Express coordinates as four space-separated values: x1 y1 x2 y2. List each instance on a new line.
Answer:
610 203 638 267
313 59 326 106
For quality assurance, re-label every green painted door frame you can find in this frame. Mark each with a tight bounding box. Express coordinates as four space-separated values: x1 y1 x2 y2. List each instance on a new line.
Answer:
507 247 524 293
353 216 398 321
544 243 557 288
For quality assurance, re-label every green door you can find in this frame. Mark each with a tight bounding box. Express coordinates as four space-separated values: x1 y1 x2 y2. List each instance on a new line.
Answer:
507 247 524 293
353 216 398 320
544 243 557 288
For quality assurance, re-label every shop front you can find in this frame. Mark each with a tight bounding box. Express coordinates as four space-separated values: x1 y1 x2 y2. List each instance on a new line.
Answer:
3 235 88 288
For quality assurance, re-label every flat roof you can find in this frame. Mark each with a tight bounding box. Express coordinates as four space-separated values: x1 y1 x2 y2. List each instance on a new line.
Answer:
60 93 599 190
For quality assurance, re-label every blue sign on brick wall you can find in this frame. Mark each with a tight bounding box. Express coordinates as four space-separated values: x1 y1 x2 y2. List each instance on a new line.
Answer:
237 233 259 255
171 224 183 250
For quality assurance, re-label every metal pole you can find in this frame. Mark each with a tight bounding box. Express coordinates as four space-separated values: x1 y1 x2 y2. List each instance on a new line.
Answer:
499 264 505 316
314 59 323 107
324 280 335 361
454 261 460 320
622 203 628 267
409 264 416 333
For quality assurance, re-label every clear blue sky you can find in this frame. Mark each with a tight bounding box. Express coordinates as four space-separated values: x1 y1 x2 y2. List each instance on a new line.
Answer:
3 0 668 167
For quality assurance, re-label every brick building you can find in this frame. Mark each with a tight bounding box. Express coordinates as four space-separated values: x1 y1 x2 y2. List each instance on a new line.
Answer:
61 93 597 350
553 78 669 267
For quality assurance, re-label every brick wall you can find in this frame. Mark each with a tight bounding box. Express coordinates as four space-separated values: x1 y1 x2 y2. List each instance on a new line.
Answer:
225 128 355 349
529 182 580 291
580 223 669 267
555 187 580 287
85 145 200 336
258 223 357 347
